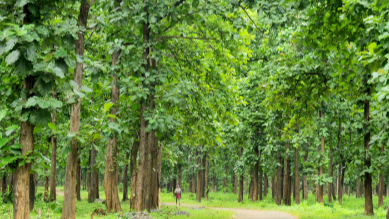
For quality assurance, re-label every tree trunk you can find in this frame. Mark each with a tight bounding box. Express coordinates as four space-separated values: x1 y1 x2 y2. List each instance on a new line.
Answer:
201 152 205 198
238 146 244 203
157 141 163 208
129 136 139 209
378 145 384 207
295 147 300 204
205 155 209 201
62 1 92 218
264 174 268 197
303 145 309 200
276 152 283 205
1 175 6 196
104 48 122 212
253 146 259 202
245 173 248 195
211 161 215 192
356 177 361 198
249 170 254 200
364 88 373 215
88 145 96 203
224 152 228 193
234 174 238 195
318 106 324 204
191 164 196 193
29 174 35 211
178 164 182 187
283 143 291 206
122 151 129 201
14 76 35 218
50 92 57 202
196 150 202 202
188 155 191 192
328 147 333 203
259 168 263 201
43 148 49 202
272 176 275 199
338 162 345 205
76 158 81 201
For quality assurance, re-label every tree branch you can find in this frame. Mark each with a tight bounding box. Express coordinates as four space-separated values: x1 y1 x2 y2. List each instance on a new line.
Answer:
154 36 216 42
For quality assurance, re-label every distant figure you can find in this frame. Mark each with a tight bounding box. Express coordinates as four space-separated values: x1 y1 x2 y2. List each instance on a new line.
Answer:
174 185 182 205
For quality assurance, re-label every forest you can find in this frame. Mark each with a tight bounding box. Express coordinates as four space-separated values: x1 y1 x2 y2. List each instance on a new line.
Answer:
1 0 389 219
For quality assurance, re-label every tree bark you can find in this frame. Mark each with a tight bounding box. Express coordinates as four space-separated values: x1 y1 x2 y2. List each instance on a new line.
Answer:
356 177 361 198
191 164 196 193
378 145 384 207
13 7 35 218
129 136 139 209
205 154 209 201
1 175 6 196
104 49 122 212
50 93 57 202
29 174 35 211
211 161 215 192
259 167 263 201
238 146 244 203
338 162 345 205
295 146 300 204
188 155 191 192
122 151 129 201
76 157 81 201
283 143 291 206
303 145 309 200
317 106 324 204
62 1 92 218
276 152 283 205
253 146 259 202
88 145 96 203
43 148 49 202
224 152 228 193
328 147 333 203
196 150 202 202
364 87 373 215
264 174 268 197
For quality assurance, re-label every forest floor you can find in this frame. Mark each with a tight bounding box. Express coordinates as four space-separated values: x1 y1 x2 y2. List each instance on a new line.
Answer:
163 202 297 219
1 187 389 219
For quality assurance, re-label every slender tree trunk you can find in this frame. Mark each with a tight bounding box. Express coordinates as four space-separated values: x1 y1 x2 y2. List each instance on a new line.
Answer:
338 163 345 205
238 146 244 203
122 151 129 201
196 150 202 202
157 142 163 208
76 157 81 201
249 169 254 200
303 145 309 200
104 48 122 212
211 161 215 192
43 149 49 202
88 145 96 203
283 143 291 206
191 165 196 193
205 155 209 201
272 176 276 199
253 146 259 201
318 106 325 204
356 177 361 198
276 152 283 205
259 167 263 201
50 92 57 202
294 147 299 204
178 164 182 187
188 155 191 192
234 174 238 195
364 87 373 215
378 145 384 207
328 147 333 203
224 152 228 193
129 136 139 209
245 173 248 195
264 174 268 197
1 175 6 196
201 152 205 198
62 1 92 218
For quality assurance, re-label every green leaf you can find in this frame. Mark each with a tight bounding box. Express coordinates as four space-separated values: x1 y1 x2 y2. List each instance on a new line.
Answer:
70 80 79 89
48 122 57 131
15 0 28 7
0 38 17 56
0 138 9 149
368 42 377 54
81 86 92 93
104 103 114 113
5 125 19 136
25 96 38 108
15 55 31 76
378 32 389 41
0 109 7 121
6 50 20 65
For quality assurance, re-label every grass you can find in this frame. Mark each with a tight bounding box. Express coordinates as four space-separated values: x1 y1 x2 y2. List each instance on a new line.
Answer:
160 190 389 219
0 186 233 219
1 186 388 218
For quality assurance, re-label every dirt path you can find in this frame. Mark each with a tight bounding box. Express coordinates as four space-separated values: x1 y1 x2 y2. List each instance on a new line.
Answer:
162 202 297 219
56 188 64 196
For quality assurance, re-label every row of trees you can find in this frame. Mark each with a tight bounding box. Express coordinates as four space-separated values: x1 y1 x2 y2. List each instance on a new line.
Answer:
2 0 389 219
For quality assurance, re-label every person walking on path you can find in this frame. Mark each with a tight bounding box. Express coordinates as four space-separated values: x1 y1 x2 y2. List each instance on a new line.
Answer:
174 185 182 205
